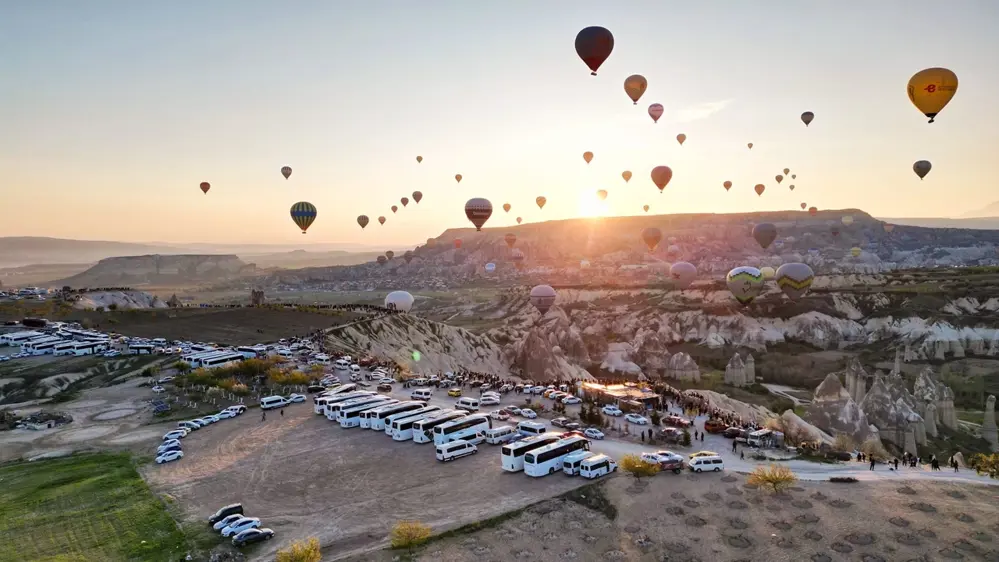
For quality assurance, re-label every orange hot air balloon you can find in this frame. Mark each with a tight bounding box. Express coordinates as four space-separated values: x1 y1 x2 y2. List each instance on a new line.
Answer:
416 155 423 163
199 182 210 194
596 189 607 201
676 133 686 146
641 227 663 252
391 205 398 213
642 205 650 213
622 170 632 183
503 203 511 213
357 215 369 229
809 206 818 216
583 151 593 164
800 202 807 210
454 238 462 249
536 196 547 210
378 216 386 225
516 217 523 224
754 184 765 196
504 233 517 248
651 166 673 193
455 174 462 183
723 181 732 191
624 74 648 104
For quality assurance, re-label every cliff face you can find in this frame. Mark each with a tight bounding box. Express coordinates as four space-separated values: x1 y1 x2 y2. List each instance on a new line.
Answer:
56 254 255 287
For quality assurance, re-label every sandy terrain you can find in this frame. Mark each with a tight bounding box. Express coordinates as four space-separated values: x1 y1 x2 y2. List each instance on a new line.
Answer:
350 474 999 562
142 402 593 561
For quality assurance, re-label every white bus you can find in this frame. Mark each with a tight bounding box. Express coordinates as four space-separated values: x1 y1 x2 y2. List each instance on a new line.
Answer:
389 408 447 440
318 391 374 416
364 401 427 430
323 383 358 396
0 331 43 346
54 341 107 356
411 411 467 443
24 337 65 355
236 345 267 359
500 434 560 472
523 436 591 478
200 352 244 369
432 414 490 446
340 399 399 428
328 395 393 422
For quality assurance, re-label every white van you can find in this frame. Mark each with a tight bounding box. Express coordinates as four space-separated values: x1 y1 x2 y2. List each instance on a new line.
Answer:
349 364 361 375
688 455 725 473
579 454 618 479
411 388 434 401
517 421 547 436
435 439 478 462
334 359 350 371
259 395 289 410
562 450 596 476
483 425 517 445
455 397 480 412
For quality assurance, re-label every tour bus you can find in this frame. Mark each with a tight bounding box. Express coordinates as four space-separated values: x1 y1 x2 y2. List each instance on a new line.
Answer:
328 396 393 422
340 399 399 428
562 450 596 476
0 330 43 346
313 391 371 415
432 414 490 446
579 454 618 479
200 351 244 369
523 436 591 477
321 392 377 418
313 353 331 365
389 408 448 440
236 345 267 359
363 401 427 431
516 421 547 436
54 341 107 357
349 399 404 429
411 410 467 443
500 434 561 472
24 337 65 355
323 383 357 396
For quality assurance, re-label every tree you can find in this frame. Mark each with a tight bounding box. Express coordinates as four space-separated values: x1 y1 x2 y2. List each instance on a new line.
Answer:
619 454 659 482
649 410 661 427
391 520 431 552
276 537 322 562
970 453 999 478
832 433 856 453
860 437 889 461
681 428 691 447
748 464 798 494
107 303 118 311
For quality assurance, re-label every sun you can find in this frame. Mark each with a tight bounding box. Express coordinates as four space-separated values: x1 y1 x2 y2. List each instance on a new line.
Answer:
577 191 609 218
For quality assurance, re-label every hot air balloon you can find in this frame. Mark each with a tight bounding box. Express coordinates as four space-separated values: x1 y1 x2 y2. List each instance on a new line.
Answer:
783 168 790 175
504 233 517 249
624 74 648 104
842 215 854 226
596 189 608 201
376 255 387 266
801 111 814 126
378 216 386 225
485 262 496 273
670 261 697 289
723 181 732 191
727 266 764 306
281 166 292 179
642 205 650 213
536 196 547 210
641 227 663 252
752 223 778 249
775 175 783 184
789 185 795 191
290 202 317 234
809 206 818 216
913 160 932 180
357 215 369 229
416 155 423 163
651 166 673 193
747 143 753 150
761 266 776 280
583 151 593 164
384 290 414 312
454 239 462 249
511 248 525 271
199 182 210 194
801 202 807 210
883 223 895 233
791 174 796 180
574 26 614 76
648 103 663 123
401 197 409 207
412 191 423 204
403 251 413 264
754 184 765 196
503 203 511 213
465 198 492 231
851 247 862 257
830 227 840 237
907 68 958 123
391 205 398 213
385 250 395 260
622 170 632 182
530 285 557 315
455 174 462 183
516 217 523 224
676 133 686 146
775 263 814 300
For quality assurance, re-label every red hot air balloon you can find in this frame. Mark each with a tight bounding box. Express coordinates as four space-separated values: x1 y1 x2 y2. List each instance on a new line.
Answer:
723 181 732 191
516 217 522 224
651 166 673 193
503 203 511 213
199 182 210 194
465 198 493 231
800 202 807 210
754 184 765 196
412 191 423 204
378 216 386 225
401 197 409 207
391 205 398 213
574 26 614 76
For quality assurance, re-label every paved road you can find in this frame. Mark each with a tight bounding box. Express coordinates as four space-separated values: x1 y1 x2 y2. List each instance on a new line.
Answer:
367 377 998 486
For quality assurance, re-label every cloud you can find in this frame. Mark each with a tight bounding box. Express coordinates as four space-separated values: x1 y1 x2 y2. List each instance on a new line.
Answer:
674 99 734 123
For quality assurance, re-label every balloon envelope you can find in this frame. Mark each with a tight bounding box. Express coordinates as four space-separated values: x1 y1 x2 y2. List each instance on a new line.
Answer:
583 151 593 164
503 203 511 213
669 261 697 289
416 156 423 163
281 166 292 179
485 262 496 272
651 166 673 192
754 184 765 196
624 74 648 104
455 174 462 183
648 104 663 123
776 175 783 184
504 233 517 248
801 111 814 126
357 215 369 229
622 171 632 182
516 217 522 224
884 223 895 233
385 290 414 312
851 247 862 257
775 263 814 300
747 143 753 150
401 197 409 207
801 202 807 210
676 133 686 146
199 182 210 194
454 239 462 249
641 227 663 252
378 216 386 225
723 181 732 191
761 266 776 280
376 255 387 265
842 215 854 226
290 202 317 233
536 196 547 210
465 198 493 231
642 205 649 213
530 285 557 315
726 266 765 305
809 206 818 216
412 191 423 204
385 250 394 259
913 160 932 179
783 168 790 175
574 26 614 75
752 223 778 249
391 205 398 213
596 189 607 201
907 68 958 123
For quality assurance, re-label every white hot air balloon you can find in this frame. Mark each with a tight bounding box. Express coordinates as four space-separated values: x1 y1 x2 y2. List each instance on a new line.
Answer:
384 290 415 313
529 285 557 316
669 261 697 289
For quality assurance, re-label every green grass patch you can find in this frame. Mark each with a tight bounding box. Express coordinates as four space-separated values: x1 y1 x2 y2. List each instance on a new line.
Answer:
0 453 191 562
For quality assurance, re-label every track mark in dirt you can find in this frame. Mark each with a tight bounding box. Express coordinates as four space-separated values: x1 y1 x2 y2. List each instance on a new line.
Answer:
804 531 823 542
726 535 752 549
666 506 685 516
897 486 917 495
810 491 828 501
972 532 993 543
811 555 832 562
846 533 876 546
792 500 813 509
771 520 792 531
919 529 937 538
831 542 853 553
895 533 921 546
828 499 852 509
726 487 743 496
946 490 967 499
728 518 748 530
796 514 820 524
683 500 700 508
955 513 975 523
890 517 911 528
727 501 748 510
861 555 887 562
720 475 737 482
938 548 965 559
910 502 936 513
685 516 707 527
703 492 721 501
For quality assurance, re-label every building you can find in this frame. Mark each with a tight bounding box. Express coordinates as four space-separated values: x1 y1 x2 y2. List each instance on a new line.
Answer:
578 382 661 411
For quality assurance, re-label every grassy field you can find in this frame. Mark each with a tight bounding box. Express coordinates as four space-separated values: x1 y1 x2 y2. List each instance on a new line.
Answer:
0 453 192 562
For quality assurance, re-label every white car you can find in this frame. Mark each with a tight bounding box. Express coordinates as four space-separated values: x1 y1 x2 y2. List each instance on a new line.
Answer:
530 386 546 395
162 430 188 441
562 396 582 405
498 384 513 392
520 408 538 419
157 376 175 384
480 396 500 406
216 410 236 419
625 413 649 425
378 377 394 384
157 441 181 454
287 393 306 403
602 405 623 416
155 450 184 464
221 517 261 537
583 428 605 440
225 405 247 415
213 513 244 531
643 450 684 465
151 386 166 393
198 416 219 425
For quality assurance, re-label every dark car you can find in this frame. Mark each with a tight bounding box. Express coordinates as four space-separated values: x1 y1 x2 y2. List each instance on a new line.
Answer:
563 422 581 431
723 427 747 439
377 383 392 392
232 527 275 547
208 503 243 526
307 384 326 394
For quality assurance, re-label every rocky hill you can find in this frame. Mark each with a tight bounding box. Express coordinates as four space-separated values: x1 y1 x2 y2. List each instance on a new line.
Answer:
53 254 256 287
73 290 167 310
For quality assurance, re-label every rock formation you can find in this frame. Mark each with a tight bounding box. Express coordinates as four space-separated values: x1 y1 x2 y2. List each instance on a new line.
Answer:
843 357 869 404
167 294 181 308
912 366 958 431
924 402 938 437
940 387 958 429
724 353 747 387
983 395 998 452
665 352 700 382
744 354 756 384
859 376 924 451
600 342 642 376
805 372 874 444
250 289 265 306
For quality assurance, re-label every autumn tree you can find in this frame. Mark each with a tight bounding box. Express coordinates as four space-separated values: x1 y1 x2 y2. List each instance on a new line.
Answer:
832 433 856 453
276 537 321 562
619 454 659 482
390 520 431 553
970 453 999 479
748 464 798 494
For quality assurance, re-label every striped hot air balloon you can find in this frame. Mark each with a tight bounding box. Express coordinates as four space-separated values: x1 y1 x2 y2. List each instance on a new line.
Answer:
290 202 317 234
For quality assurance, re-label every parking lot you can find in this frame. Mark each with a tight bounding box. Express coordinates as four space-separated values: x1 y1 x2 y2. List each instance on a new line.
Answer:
143 392 592 560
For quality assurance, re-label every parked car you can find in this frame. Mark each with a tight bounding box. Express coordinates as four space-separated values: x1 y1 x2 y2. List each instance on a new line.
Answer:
551 417 570 428
563 422 581 431
163 429 189 440
287 393 306 403
488 410 510 421
226 405 247 415
583 427 605 440
213 513 244 531
520 408 538 419
377 383 392 392
208 503 244 525
561 396 582 405
216 410 237 419
625 413 649 425
503 406 522 416
664 415 691 428
232 527 275 547
157 376 175 384
601 405 623 417
447 388 462 397
641 450 685 474
480 396 500 406
155 450 184 464
659 427 685 443
688 450 719 459
703 418 728 434
723 426 748 439
157 439 181 452
151 386 166 393
221 517 261 537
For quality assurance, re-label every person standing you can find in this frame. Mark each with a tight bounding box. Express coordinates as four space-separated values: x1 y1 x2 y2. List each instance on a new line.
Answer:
869 457 876 471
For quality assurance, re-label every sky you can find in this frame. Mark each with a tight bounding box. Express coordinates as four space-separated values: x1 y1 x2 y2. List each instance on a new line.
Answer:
2 1 998 246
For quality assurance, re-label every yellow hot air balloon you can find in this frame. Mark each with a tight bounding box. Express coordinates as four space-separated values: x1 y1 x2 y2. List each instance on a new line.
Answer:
416 155 423 163
676 133 686 146
761 266 776 280
583 151 593 164
842 215 854 226
622 170 632 183
642 205 649 213
623 74 648 104
596 189 607 201
851 247 862 257
455 174 462 183
907 68 958 123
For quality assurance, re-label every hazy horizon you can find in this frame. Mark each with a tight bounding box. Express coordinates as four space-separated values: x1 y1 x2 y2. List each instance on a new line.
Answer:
2 1 997 245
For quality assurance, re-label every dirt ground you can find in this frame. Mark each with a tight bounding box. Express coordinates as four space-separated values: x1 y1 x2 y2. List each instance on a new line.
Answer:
354 473 999 562
142 401 592 561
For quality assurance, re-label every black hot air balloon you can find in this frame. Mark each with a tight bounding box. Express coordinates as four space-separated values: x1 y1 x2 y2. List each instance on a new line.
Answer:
574 27 614 76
